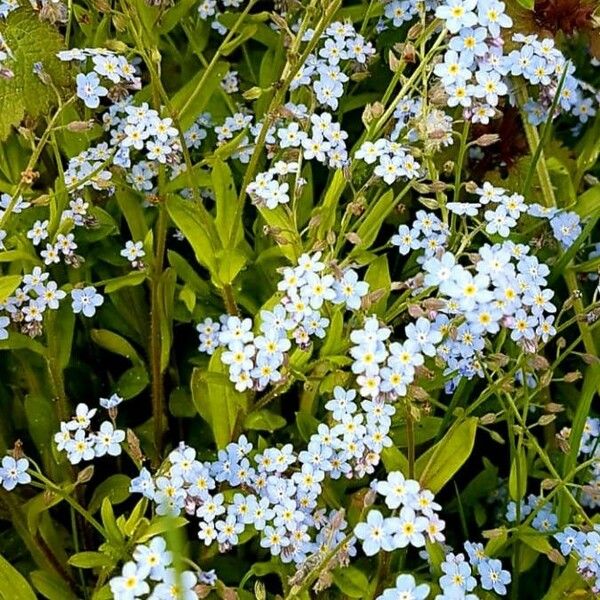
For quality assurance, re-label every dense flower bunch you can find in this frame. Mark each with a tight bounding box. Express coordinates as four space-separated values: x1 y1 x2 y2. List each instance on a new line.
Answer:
109 536 217 599
54 396 125 464
0 0 599 599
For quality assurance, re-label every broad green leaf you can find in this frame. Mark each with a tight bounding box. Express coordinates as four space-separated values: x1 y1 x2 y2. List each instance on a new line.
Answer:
68 552 114 569
116 365 149 399
212 158 243 247
167 250 210 296
216 247 248 285
25 394 59 472
516 0 534 8
46 301 75 369
89 474 131 513
171 61 229 130
320 309 345 357
364 254 390 316
508 447 527 501
136 516 189 543
332 566 369 598
0 8 71 140
0 331 47 355
381 446 409 475
31 570 77 600
115 188 148 241
0 274 21 302
102 271 147 294
191 350 249 448
0 553 37 600
351 189 395 253
100 498 123 545
574 184 600 219
91 329 142 364
158 268 176 372
296 410 319 442
165 195 219 276
416 417 478 493
158 0 197 33
244 409 286 432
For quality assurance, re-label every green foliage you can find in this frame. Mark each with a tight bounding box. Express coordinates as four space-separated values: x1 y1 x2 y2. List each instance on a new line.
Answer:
0 7 71 140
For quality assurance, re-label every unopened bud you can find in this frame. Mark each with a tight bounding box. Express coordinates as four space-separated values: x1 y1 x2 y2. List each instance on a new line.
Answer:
564 371 582 383
473 134 500 147
345 232 361 245
479 413 497 426
67 120 95 132
538 414 556 426
254 582 266 600
388 50 402 72
77 465 95 484
364 488 377 507
243 86 264 101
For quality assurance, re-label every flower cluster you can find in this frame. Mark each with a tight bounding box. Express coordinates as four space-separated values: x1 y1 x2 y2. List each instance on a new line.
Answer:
109 535 217 600
555 525 600 594
54 398 125 465
293 21 376 111
506 493 558 532
197 251 368 391
378 0 598 125
354 472 445 556
58 48 139 108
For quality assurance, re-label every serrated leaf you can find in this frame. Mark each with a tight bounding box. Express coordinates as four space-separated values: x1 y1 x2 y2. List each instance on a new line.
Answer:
0 8 71 140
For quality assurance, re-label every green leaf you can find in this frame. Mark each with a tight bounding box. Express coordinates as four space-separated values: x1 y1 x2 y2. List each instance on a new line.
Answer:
171 61 229 130
68 552 114 569
244 409 286 432
516 0 534 9
191 350 249 448
91 329 142 364
320 309 345 357
0 274 21 303
216 247 248 285
25 394 59 471
167 250 210 296
212 158 242 247
46 301 75 369
158 0 197 33
136 516 189 543
115 188 148 241
364 255 390 316
381 446 409 475
158 268 176 372
102 271 147 294
0 8 71 140
31 570 77 600
332 566 369 598
416 417 478 493
508 447 527 501
89 474 131 513
100 498 123 545
351 189 395 253
0 552 37 600
574 184 600 219
116 365 149 399
0 331 47 355
165 194 219 277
